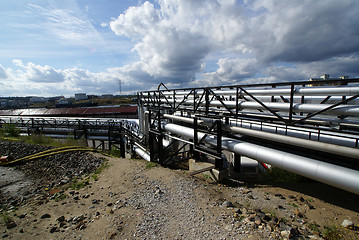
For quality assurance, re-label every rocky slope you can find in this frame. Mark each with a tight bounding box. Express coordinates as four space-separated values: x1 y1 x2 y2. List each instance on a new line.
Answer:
1 140 358 239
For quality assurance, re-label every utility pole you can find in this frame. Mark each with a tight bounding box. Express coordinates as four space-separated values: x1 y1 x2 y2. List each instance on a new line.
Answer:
119 80 122 97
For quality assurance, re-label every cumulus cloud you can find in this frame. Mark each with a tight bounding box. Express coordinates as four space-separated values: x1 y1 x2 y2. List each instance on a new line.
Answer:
203 58 258 85
13 59 65 83
0 65 8 79
108 0 359 89
245 0 359 63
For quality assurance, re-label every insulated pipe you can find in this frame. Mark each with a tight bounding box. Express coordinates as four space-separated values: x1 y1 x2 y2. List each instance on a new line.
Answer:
149 99 359 116
164 123 359 194
163 114 359 151
134 146 150 161
157 86 359 96
225 125 359 159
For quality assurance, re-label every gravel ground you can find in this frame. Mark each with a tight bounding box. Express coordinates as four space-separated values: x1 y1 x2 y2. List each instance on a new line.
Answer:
1 140 358 239
0 140 103 206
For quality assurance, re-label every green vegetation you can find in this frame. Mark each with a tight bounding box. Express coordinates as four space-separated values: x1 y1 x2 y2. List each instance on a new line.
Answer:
109 145 122 157
0 210 13 225
70 177 90 190
288 202 299 208
53 192 67 202
322 225 347 240
0 124 20 137
145 161 159 170
91 159 109 181
260 167 304 183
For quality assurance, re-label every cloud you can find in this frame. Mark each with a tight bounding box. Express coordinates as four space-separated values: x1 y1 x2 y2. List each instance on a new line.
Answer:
245 0 359 63
203 58 259 85
0 65 8 79
13 59 65 83
108 0 359 89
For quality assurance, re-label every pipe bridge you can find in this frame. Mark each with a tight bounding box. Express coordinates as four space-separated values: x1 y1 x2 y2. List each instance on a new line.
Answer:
137 78 359 194
1 78 359 194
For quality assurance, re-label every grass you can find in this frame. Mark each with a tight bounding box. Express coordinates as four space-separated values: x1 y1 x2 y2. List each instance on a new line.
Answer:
145 161 159 170
0 210 13 225
0 124 20 138
288 202 299 208
53 192 67 202
109 145 122 157
70 177 90 190
259 167 304 184
323 224 346 240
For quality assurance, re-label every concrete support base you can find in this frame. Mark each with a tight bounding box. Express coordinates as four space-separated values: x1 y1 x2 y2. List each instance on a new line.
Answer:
189 159 228 182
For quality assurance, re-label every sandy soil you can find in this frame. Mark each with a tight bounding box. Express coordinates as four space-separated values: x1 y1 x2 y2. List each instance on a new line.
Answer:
1 154 359 239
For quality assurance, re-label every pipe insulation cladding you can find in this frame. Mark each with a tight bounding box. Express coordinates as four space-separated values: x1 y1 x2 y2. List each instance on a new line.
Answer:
164 123 359 195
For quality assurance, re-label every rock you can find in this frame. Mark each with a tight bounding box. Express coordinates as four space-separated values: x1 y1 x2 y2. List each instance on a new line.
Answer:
19 229 24 233
281 230 291 239
341 219 354 228
254 216 262 225
83 194 90 199
40 213 51 219
224 224 233 231
221 201 235 208
92 199 99 204
274 193 286 199
6 221 17 229
49 226 60 233
18 213 27 219
57 216 65 222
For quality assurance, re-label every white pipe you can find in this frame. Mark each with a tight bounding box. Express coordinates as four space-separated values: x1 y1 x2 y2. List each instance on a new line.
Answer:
225 125 359 159
157 86 359 96
147 99 359 116
163 113 359 150
164 123 359 194
134 146 150 161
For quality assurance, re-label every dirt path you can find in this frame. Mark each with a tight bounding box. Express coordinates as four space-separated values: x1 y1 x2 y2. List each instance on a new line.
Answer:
1 154 359 239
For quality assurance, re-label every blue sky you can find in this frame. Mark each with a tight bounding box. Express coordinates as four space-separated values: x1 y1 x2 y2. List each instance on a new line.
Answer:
1 0 359 97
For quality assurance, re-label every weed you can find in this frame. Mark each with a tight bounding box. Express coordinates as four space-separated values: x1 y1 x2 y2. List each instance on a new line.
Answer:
93 159 109 175
92 174 99 181
70 178 90 190
203 174 210 179
54 193 67 202
308 222 320 233
0 211 13 225
109 145 122 157
288 202 299 208
0 124 20 138
145 162 159 170
260 167 304 183
323 225 345 240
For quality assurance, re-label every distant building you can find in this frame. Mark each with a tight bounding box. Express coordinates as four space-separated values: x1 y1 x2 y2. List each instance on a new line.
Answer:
75 93 87 101
30 97 47 103
309 74 349 87
101 94 113 99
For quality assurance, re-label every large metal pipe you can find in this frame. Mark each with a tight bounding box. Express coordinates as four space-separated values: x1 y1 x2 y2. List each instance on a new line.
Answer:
225 125 359 159
134 146 150 161
164 123 359 194
147 99 359 116
156 86 359 96
163 114 359 148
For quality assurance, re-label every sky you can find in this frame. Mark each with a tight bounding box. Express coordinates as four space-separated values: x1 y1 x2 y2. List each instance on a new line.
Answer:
1 0 359 97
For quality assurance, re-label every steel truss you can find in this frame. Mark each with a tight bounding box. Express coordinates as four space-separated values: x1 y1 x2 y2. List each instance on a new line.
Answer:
138 78 359 168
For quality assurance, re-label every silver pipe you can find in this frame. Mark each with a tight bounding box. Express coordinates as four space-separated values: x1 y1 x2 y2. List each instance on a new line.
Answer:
225 125 359 159
163 113 359 149
134 146 150 161
164 123 359 194
158 86 359 96
149 99 359 116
